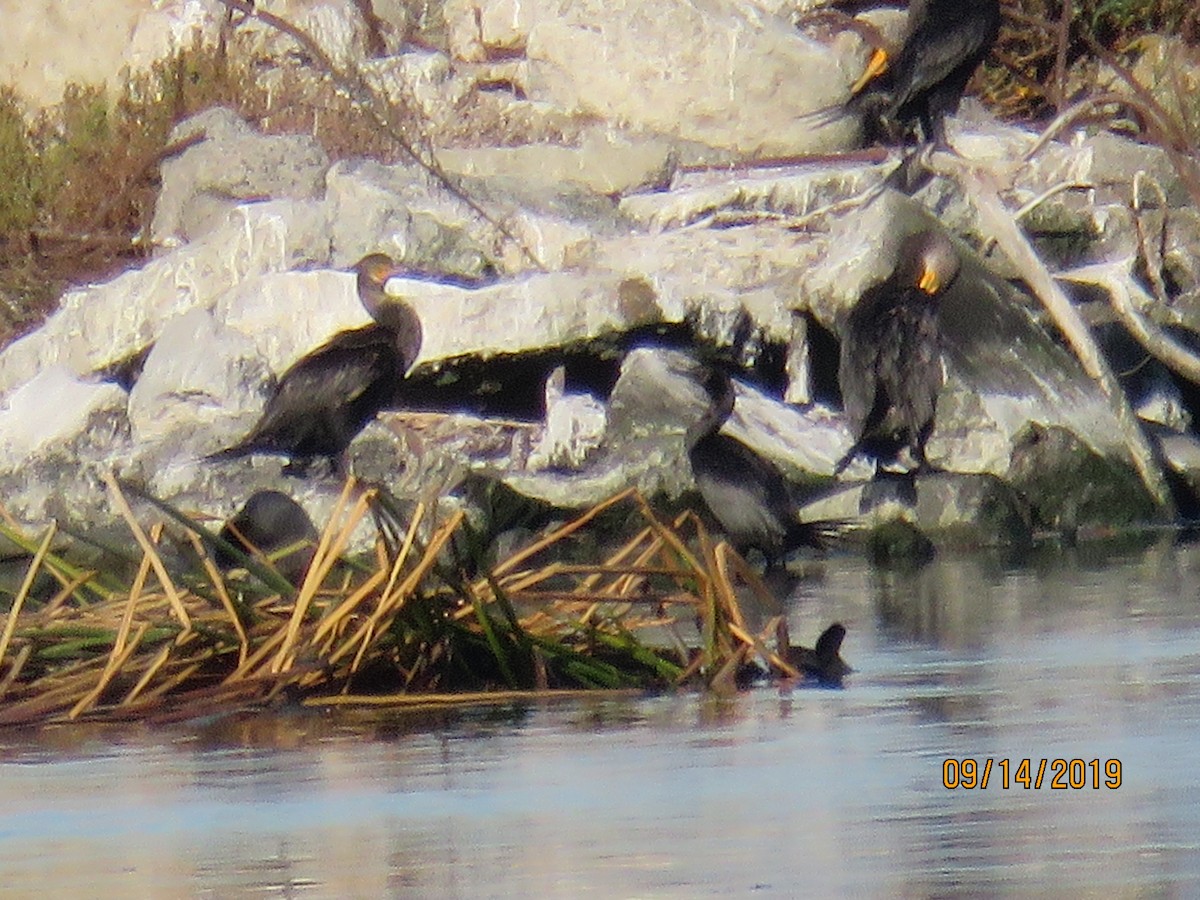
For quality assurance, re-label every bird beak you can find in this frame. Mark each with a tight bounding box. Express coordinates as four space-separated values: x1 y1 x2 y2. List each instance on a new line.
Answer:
376 263 407 294
917 265 940 295
850 47 889 97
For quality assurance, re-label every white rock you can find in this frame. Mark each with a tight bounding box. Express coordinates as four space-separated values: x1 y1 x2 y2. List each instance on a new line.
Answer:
216 269 372 373
236 0 371 66
520 0 855 156
437 129 674 196
151 107 330 247
324 159 494 278
0 366 128 465
125 0 227 73
394 270 662 364
526 367 607 470
0 198 332 395
127 308 270 447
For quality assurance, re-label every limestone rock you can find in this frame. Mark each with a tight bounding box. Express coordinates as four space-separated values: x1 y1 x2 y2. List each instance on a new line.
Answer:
126 308 270 449
0 366 131 526
515 0 856 156
324 159 496 279
0 198 332 396
526 368 607 470
235 0 373 67
438 129 675 197
215 269 372 374
798 473 1033 549
151 107 330 248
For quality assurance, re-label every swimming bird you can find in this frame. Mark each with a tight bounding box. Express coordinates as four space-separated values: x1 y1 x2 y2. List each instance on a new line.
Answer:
816 0 1001 145
835 229 960 475
214 489 319 584
208 254 421 476
687 367 821 562
777 621 852 686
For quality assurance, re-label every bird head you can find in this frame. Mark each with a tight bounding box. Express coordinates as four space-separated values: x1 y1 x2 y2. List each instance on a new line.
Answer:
899 229 960 297
354 254 405 314
352 253 423 371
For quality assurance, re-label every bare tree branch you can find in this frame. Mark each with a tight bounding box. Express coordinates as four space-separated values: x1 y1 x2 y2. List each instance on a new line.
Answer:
1059 259 1200 386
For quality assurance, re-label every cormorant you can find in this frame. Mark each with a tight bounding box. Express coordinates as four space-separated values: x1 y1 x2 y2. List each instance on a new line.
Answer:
214 490 319 584
687 367 821 562
835 229 960 475
848 0 1001 144
208 254 421 476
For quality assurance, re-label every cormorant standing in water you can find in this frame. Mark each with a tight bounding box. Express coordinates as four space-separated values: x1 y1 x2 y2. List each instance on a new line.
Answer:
209 254 421 476
687 367 821 563
835 229 960 475
844 0 1001 144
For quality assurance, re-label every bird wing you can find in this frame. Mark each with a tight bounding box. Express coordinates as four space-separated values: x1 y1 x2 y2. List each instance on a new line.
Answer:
838 289 886 436
691 434 792 549
889 1 1000 111
237 332 396 450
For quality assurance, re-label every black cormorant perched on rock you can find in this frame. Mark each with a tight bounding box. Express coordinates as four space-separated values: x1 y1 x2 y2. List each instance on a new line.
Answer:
687 367 821 562
835 229 960 475
209 254 421 476
844 0 1001 144
214 489 319 584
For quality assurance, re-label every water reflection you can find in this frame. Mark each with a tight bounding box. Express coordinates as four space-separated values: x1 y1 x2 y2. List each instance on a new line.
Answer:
2 538 1200 895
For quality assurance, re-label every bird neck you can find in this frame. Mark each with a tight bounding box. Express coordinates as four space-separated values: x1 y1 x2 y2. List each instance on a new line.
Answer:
377 301 423 371
358 277 423 371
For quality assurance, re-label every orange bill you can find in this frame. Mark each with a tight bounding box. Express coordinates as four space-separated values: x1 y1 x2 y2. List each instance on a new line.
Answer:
917 265 940 295
850 47 890 96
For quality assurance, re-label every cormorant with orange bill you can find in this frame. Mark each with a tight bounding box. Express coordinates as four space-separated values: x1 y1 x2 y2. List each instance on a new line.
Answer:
208 254 421 477
835 229 960 475
842 0 1001 144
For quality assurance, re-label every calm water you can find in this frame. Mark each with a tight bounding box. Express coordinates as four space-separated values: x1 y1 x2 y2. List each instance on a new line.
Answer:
2 537 1200 897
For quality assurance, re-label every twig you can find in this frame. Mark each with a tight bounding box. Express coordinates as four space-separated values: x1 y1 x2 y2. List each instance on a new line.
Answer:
1058 260 1200 385
104 472 193 631
0 524 56 674
1131 173 1171 308
1052 0 1073 112
1074 30 1200 208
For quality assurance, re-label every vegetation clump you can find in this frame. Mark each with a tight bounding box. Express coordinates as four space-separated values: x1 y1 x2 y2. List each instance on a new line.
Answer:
0 480 808 727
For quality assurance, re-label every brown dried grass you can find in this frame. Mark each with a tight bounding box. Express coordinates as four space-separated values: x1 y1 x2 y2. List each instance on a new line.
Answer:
0 481 797 728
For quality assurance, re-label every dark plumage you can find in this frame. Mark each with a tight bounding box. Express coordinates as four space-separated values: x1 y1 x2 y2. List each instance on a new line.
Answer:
209 254 421 476
778 621 852 686
214 490 318 584
687 368 820 562
846 0 1001 144
835 229 960 475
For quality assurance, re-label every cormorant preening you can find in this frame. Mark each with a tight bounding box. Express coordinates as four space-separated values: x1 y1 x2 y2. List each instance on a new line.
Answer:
209 254 421 476
845 0 1001 144
214 489 319 584
835 229 960 475
687 367 821 563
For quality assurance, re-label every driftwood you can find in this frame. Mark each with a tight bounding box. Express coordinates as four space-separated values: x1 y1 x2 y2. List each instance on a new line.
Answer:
1058 260 1200 387
925 149 1175 513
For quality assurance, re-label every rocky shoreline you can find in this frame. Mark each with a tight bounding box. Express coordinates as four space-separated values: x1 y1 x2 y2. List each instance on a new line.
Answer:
2 0 1199 558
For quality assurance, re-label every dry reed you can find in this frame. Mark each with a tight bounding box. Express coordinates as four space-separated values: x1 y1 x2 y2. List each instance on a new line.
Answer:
0 480 794 727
